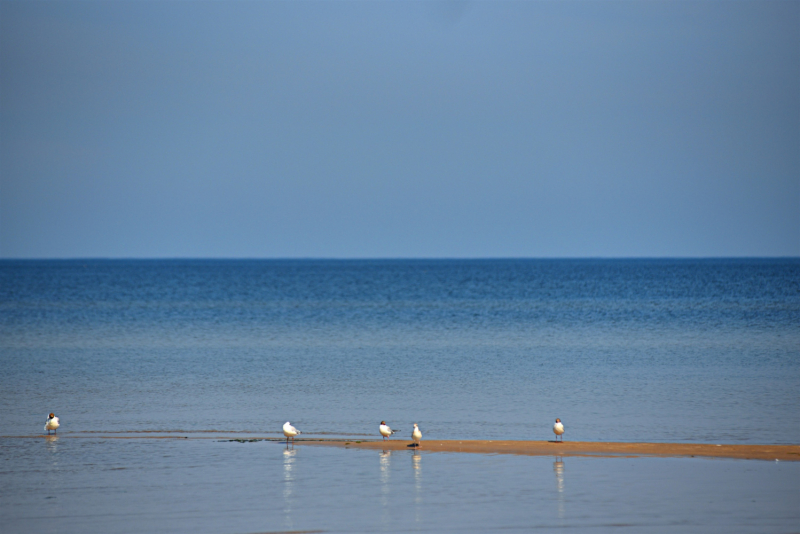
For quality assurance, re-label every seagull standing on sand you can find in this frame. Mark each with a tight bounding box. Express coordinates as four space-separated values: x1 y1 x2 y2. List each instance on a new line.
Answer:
45 413 60 435
283 422 301 445
553 418 564 442
412 423 422 448
379 421 398 441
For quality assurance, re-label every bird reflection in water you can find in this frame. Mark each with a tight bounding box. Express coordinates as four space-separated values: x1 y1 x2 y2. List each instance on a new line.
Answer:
412 451 422 522
380 450 391 486
45 435 59 468
283 448 297 530
553 457 565 519
380 451 391 525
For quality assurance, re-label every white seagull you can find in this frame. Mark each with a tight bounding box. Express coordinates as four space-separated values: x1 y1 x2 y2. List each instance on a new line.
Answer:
412 423 422 448
553 418 564 442
283 421 301 444
379 421 398 441
45 413 60 435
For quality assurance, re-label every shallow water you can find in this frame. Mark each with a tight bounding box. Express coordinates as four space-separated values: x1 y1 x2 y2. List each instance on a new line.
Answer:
1 437 798 534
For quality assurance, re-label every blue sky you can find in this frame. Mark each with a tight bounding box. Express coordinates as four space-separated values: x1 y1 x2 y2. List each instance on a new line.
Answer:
1 0 798 258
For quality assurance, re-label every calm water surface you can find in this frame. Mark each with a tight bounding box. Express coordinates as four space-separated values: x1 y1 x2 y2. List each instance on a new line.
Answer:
1 437 798 534
1 259 799 532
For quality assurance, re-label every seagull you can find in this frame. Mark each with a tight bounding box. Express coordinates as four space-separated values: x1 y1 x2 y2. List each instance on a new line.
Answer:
45 413 60 435
283 422 301 445
412 423 422 448
553 418 564 442
379 421 398 441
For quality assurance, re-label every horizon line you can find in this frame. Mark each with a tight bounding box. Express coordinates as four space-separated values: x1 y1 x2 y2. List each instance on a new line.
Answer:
1 256 798 261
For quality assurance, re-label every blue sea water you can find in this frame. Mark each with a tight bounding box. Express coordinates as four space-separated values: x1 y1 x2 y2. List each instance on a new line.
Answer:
2 259 799 442
1 259 799 532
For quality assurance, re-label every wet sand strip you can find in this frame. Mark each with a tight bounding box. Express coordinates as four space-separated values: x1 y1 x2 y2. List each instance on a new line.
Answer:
9 435 799 461
300 439 800 461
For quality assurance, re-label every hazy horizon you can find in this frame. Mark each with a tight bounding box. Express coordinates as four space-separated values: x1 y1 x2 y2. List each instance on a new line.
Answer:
2 256 798 261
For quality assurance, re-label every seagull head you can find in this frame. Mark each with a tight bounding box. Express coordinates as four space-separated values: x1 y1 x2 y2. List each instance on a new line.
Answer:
380 421 386 425
555 418 561 423
49 413 55 419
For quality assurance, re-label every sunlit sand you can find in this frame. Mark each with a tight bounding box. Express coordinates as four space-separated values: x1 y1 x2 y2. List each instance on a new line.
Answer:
302 438 800 461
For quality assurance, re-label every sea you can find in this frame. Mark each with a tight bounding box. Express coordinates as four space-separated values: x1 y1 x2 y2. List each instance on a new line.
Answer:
1 259 799 533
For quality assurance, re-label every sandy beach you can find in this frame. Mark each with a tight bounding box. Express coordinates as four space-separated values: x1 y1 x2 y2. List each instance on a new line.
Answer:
301 438 800 461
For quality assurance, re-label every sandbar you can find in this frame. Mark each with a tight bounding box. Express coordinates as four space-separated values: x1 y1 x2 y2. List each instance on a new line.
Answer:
11 434 799 461
299 439 800 461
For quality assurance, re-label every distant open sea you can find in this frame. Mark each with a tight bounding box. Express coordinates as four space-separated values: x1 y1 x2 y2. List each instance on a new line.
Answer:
2 259 799 533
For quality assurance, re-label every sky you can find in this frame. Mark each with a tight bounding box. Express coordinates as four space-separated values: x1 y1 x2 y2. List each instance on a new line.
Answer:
1 0 798 258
